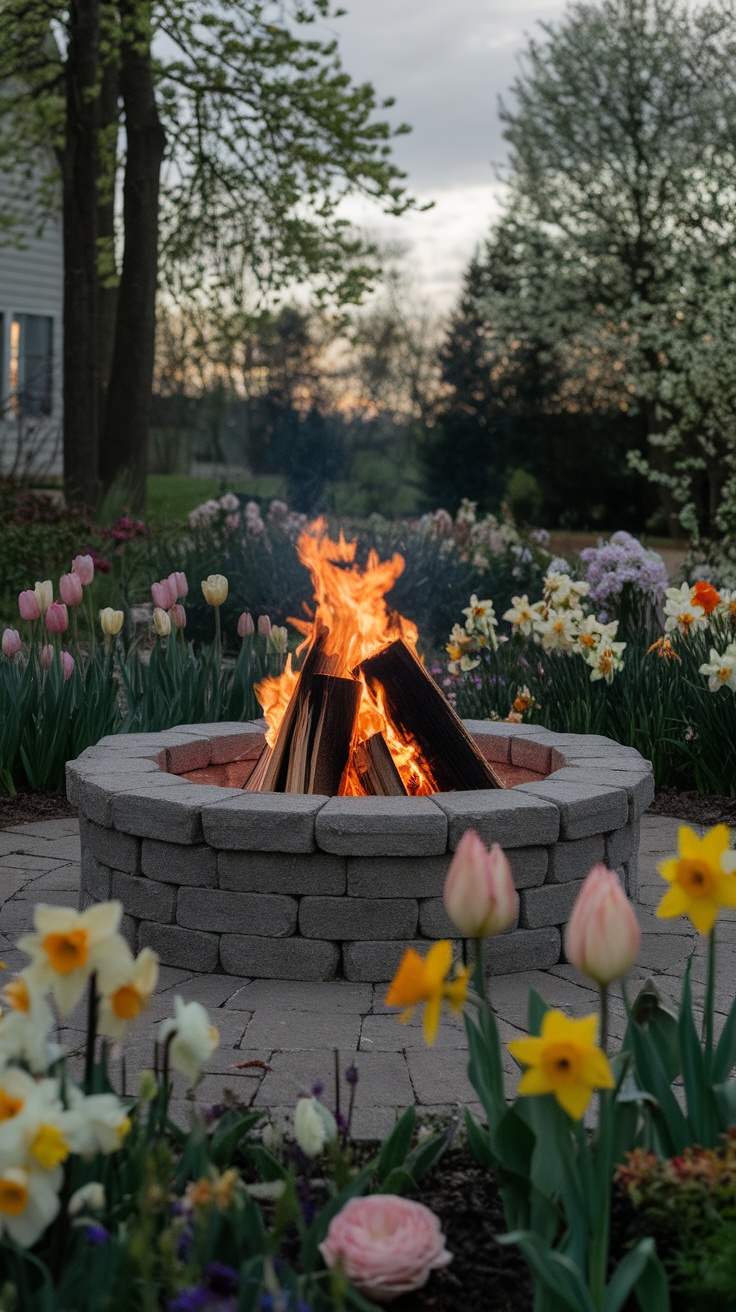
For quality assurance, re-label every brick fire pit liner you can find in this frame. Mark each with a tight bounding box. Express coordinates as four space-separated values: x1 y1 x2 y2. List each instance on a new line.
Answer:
66 721 653 982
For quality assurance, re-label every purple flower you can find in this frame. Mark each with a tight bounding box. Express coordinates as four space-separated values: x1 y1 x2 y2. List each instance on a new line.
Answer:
168 1290 210 1312
310 1081 324 1098
205 1262 239 1295
345 1064 359 1087
85 1224 110 1246
201 1103 228 1126
177 1224 193 1260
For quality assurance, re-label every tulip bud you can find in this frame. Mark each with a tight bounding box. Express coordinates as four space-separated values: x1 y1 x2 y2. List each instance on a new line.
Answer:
268 624 289 656
59 572 83 607
171 604 187 630
18 590 41 622
72 554 95 586
34 580 53 613
238 611 255 638
2 629 21 658
151 578 177 610
39 644 54 671
443 830 518 937
153 607 172 637
565 864 641 985
45 602 69 635
59 650 74 681
257 614 272 637
168 571 188 600
99 608 124 637
201 574 228 606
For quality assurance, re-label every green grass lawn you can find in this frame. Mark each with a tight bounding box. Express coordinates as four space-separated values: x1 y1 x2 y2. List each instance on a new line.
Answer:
145 474 286 526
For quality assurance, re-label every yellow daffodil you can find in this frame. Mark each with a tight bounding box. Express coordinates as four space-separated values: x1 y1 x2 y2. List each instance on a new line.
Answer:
98 948 159 1040
508 1009 614 1120
18 902 131 1016
385 941 469 1045
656 824 736 935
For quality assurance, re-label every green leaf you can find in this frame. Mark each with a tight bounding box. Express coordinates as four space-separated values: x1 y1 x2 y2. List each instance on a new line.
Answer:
677 959 711 1143
464 1108 495 1168
627 1018 689 1155
604 1238 668 1312
375 1106 415 1182
403 1116 457 1181
713 989 736 1083
209 1107 263 1169
378 1166 416 1195
528 989 548 1035
499 1230 597 1312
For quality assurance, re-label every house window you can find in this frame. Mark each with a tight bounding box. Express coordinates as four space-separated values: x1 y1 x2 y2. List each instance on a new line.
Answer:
9 314 53 419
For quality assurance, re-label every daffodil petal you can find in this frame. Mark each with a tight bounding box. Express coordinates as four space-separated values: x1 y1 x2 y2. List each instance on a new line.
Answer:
677 826 702 859
539 1009 572 1041
700 824 731 865
386 949 427 1008
716 873 736 908
517 1066 553 1098
688 898 719 936
656 885 691 920
580 1048 615 1090
657 858 679 885
423 940 453 989
554 1082 592 1120
507 1036 545 1066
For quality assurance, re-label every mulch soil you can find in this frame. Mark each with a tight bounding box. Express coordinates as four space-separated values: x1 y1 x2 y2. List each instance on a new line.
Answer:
0 789 77 830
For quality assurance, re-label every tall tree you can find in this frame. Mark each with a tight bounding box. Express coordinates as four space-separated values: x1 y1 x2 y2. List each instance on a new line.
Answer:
488 0 736 536
0 0 415 511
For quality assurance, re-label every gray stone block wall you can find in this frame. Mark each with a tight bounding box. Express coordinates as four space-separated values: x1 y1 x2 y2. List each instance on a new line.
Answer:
67 722 652 983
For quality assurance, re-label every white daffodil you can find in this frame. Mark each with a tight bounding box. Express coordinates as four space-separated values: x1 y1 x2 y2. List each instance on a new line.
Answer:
663 583 707 639
699 648 736 693
0 1164 61 1247
0 971 57 1073
98 948 159 1041
462 595 497 640
536 608 583 653
503 595 535 636
68 1181 106 1216
293 1097 337 1157
159 997 219 1084
717 589 736 624
586 642 626 683
575 613 619 655
66 1090 132 1157
543 573 590 608
18 901 131 1017
0 1067 52 1166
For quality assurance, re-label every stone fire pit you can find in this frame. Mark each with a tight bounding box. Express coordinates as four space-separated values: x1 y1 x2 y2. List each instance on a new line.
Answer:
66 722 653 982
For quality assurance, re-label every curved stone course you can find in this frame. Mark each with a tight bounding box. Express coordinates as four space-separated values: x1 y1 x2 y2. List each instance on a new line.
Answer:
66 720 654 983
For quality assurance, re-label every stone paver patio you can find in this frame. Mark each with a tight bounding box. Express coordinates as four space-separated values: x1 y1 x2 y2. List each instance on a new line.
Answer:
0 812 729 1137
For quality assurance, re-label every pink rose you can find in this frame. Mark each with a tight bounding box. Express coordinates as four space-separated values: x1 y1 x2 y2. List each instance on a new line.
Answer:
319 1195 452 1303
171 604 187 630
59 650 75 681
565 864 641 985
443 830 518 937
71 554 95 586
18 590 41 622
167 570 188 600
59 572 83 607
2 629 22 658
45 602 69 635
39 644 54 671
151 578 177 610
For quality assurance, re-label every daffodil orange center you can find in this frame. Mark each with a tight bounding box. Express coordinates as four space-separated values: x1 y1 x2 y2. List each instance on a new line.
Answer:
111 984 143 1020
3 979 30 1012
42 928 89 974
680 613 694 628
542 1041 582 1086
0 1091 23 1122
676 859 716 899
0 1180 27 1216
579 634 596 648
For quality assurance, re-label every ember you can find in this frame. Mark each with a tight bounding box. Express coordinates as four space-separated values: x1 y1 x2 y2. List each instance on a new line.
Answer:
248 520 502 797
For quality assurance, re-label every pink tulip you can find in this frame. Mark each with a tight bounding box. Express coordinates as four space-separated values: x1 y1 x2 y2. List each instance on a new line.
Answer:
59 572 83 607
171 604 187 630
18 590 41 622
319 1195 452 1302
167 571 188 600
39 644 54 671
59 650 75 681
238 611 255 638
2 629 21 658
45 602 69 635
151 578 177 610
565 864 641 985
71 554 95 586
257 614 272 637
443 830 518 937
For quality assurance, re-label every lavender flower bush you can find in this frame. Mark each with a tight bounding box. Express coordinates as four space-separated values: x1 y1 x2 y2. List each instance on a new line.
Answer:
580 531 668 611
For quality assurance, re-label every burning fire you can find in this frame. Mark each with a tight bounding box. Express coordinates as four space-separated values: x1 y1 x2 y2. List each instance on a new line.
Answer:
255 519 438 794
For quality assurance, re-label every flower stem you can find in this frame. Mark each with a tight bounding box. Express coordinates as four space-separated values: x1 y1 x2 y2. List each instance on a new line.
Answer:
472 936 486 1003
703 926 716 1072
599 983 609 1057
84 971 98 1094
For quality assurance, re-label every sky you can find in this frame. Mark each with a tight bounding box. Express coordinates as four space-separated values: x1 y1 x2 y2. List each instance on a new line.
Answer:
328 0 567 307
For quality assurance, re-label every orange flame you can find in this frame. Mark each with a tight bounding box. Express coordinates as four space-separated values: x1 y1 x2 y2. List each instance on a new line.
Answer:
255 519 436 793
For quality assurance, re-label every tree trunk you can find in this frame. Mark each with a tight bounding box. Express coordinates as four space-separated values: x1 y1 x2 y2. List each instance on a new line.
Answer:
99 1 165 510
61 0 101 512
98 60 121 442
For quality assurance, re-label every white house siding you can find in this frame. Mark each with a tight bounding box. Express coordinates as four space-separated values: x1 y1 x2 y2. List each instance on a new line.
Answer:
0 164 63 477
